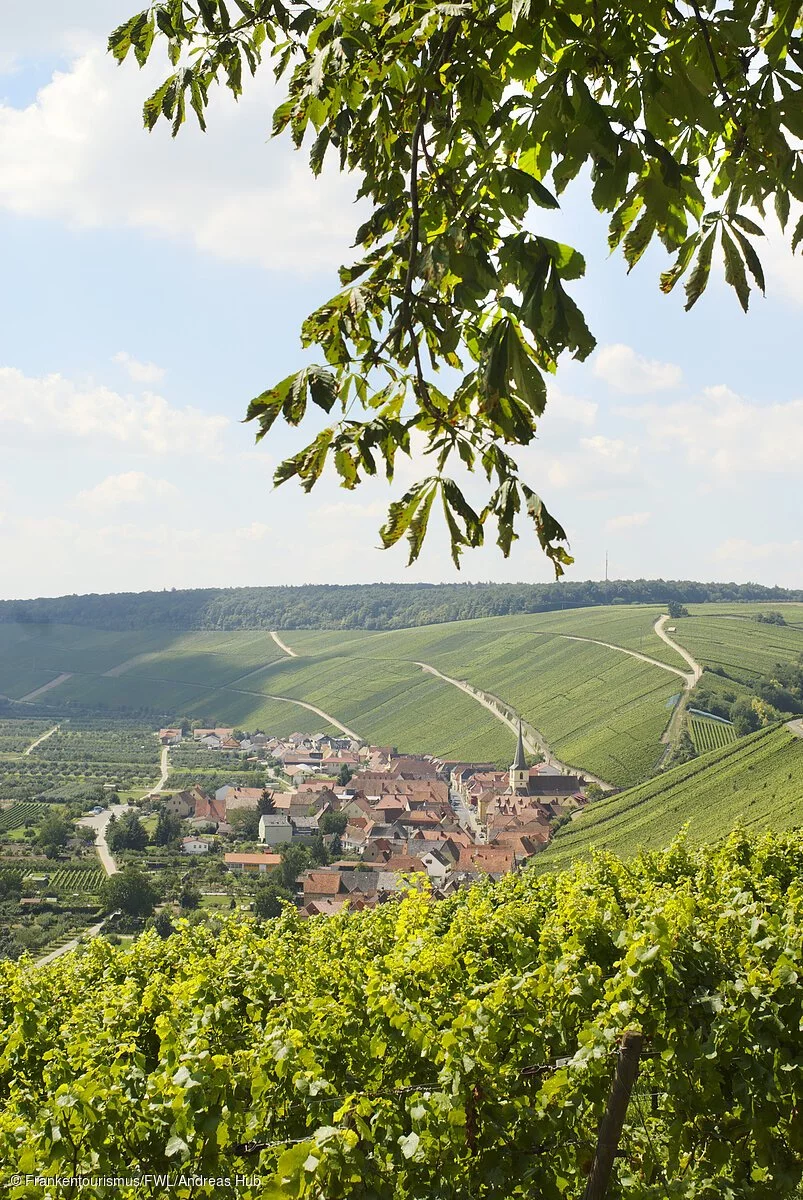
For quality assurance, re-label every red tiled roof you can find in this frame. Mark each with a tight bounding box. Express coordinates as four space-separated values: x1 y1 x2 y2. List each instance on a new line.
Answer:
302 871 344 896
224 852 282 867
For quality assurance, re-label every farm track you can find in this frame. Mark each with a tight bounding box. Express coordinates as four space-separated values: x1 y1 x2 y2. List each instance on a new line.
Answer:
19 673 73 702
146 746 170 796
654 615 703 685
36 920 107 969
788 719 803 739
652 615 703 763
270 631 298 658
413 661 611 788
224 686 360 740
23 724 59 755
103 653 160 678
78 802 129 876
554 633 690 681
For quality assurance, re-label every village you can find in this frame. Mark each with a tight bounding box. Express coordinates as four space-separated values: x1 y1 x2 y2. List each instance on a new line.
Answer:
154 721 591 916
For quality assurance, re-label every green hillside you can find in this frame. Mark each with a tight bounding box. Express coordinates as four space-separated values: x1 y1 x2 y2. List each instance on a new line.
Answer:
4 602 801 788
536 724 803 870
285 611 685 785
673 610 803 681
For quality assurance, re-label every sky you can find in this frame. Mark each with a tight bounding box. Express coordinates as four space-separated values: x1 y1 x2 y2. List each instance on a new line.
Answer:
0 2 801 599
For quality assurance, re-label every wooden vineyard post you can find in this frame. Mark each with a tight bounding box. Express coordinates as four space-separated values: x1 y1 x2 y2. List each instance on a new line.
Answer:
582 1029 644 1200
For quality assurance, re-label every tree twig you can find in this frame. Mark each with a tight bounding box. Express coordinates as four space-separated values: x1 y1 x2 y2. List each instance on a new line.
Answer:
687 0 745 134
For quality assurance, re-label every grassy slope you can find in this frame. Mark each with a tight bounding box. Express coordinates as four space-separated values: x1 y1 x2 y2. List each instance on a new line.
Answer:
535 725 803 869
284 611 683 785
675 610 803 681
1 607 688 783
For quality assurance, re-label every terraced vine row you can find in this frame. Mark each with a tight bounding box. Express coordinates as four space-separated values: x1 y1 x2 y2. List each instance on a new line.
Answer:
28 867 106 893
689 716 737 752
0 802 48 833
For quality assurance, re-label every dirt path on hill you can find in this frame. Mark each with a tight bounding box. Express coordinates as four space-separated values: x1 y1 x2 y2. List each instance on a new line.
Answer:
19 673 72 702
23 724 59 755
413 661 611 789
652 615 703 764
555 633 690 680
36 919 107 968
787 719 803 739
270 631 298 657
653 615 702 685
224 686 360 740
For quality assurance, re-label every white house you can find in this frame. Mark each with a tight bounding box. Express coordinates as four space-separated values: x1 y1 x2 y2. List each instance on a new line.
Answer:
258 813 293 846
182 836 212 855
417 848 451 885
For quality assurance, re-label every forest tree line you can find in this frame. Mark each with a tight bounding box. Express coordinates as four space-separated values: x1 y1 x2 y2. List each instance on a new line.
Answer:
1 580 801 632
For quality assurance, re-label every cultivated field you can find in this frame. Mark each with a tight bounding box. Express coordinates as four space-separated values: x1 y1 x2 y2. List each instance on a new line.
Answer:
535 724 803 869
7 603 800 787
673 610 803 681
688 715 737 752
281 618 683 785
0 606 700 785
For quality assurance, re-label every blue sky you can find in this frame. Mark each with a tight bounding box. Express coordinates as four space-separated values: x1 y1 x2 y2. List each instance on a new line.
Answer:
0 1 801 598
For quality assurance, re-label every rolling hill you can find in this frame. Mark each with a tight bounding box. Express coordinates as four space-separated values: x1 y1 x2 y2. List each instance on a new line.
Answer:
2 599 801 790
534 723 803 869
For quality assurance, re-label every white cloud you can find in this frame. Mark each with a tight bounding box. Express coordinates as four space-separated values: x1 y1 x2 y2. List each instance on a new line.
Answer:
620 385 803 475
236 522 271 541
0 364 227 455
543 435 640 490
76 471 177 510
544 383 598 427
605 511 651 532
0 43 363 272
593 343 683 394
715 538 803 567
113 351 165 384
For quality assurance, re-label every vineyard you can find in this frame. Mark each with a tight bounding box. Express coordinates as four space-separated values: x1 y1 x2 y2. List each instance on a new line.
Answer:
26 867 105 894
672 612 803 682
688 715 738 752
536 725 803 870
0 802 48 834
2 831 803 1197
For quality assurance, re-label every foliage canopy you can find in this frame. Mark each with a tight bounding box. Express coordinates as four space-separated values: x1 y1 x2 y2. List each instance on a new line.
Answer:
112 0 803 570
5 831 803 1195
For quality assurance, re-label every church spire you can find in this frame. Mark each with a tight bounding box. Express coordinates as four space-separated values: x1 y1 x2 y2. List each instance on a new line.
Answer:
512 718 527 771
509 718 529 792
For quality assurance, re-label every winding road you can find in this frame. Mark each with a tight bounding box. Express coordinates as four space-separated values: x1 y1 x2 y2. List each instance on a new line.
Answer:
77 801 128 876
653 615 702 685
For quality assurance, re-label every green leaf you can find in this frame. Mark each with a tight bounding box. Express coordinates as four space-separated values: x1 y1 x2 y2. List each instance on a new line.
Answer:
379 479 438 562
165 1135 189 1157
684 228 716 310
792 213 803 254
730 227 765 295
721 227 750 312
508 167 560 209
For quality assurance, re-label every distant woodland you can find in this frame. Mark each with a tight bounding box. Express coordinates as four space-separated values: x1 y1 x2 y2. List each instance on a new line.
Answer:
1 581 801 632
